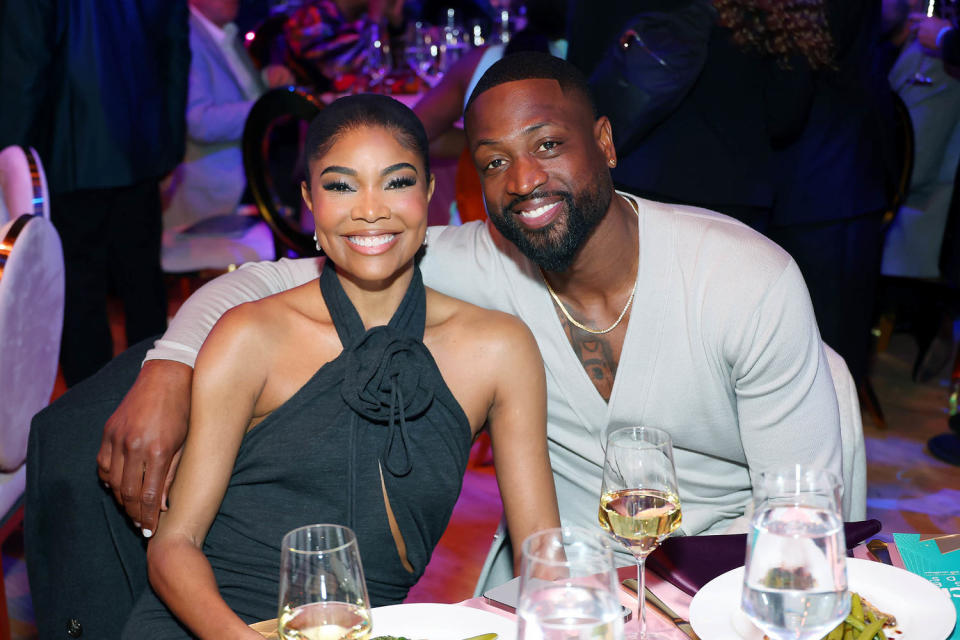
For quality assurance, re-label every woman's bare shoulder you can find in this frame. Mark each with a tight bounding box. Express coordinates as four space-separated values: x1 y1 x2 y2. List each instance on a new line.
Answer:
205 279 327 355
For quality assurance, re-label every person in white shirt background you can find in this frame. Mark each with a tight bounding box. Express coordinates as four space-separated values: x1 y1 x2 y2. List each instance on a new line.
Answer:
163 0 295 232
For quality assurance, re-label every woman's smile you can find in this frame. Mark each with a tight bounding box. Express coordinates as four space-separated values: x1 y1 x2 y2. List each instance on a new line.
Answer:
344 231 400 254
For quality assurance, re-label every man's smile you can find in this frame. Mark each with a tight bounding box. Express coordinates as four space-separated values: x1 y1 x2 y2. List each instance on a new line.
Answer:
509 195 566 230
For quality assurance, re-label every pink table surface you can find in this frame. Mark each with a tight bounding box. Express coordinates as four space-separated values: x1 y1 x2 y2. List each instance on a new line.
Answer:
458 541 903 639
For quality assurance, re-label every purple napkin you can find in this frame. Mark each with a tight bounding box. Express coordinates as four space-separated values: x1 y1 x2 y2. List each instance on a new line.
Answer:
646 519 882 596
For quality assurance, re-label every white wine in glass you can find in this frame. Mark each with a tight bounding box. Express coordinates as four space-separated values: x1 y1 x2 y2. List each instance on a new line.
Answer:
599 426 682 640
277 524 372 640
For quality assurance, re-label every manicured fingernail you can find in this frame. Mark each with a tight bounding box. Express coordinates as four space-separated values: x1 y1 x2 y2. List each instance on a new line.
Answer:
142 529 153 538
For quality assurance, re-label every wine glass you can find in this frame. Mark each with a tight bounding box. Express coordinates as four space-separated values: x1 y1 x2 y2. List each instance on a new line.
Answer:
741 466 849 640
599 426 682 640
404 22 444 87
362 21 391 89
277 524 372 640
517 526 625 640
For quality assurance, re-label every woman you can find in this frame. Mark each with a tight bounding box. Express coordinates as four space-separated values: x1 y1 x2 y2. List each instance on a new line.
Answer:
122 94 560 638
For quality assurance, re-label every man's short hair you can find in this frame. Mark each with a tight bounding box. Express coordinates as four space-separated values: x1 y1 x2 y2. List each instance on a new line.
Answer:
464 51 598 117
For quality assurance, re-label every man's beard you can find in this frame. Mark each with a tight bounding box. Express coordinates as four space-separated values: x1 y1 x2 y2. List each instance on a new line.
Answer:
488 173 613 272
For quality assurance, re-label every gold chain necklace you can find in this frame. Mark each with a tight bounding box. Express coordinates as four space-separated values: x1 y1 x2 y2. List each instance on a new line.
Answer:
541 195 640 335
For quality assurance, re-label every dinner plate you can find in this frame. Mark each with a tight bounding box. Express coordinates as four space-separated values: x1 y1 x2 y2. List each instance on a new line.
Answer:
688 557 956 640
370 603 517 640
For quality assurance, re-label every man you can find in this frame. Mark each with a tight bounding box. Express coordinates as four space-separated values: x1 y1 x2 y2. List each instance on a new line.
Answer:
28 53 842 636
0 0 190 387
882 9 960 382
164 0 294 233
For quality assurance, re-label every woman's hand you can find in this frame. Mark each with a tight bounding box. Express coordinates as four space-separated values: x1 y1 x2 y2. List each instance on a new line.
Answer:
148 530 267 639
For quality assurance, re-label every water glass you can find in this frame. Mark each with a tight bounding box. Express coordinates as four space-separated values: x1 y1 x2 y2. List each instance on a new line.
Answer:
277 524 372 640
741 466 848 640
517 526 624 640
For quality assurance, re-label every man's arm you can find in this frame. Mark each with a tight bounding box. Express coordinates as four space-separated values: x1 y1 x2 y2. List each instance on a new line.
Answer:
146 257 321 366
726 259 843 530
99 257 319 534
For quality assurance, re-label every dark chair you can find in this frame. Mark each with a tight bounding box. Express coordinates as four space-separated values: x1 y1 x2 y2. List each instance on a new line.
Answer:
242 87 324 257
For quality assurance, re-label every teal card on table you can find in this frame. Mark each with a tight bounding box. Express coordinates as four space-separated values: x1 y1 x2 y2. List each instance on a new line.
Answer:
893 533 960 639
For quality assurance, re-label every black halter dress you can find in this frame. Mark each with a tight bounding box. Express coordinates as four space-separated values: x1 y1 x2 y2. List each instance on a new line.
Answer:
123 260 473 637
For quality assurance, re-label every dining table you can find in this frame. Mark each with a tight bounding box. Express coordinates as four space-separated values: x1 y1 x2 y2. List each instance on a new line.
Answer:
250 540 917 640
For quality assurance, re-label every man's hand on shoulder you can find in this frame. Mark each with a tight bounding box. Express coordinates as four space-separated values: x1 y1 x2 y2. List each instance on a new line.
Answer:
97 359 193 537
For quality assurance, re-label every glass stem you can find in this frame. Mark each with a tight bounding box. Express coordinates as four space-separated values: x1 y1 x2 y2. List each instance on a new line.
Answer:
637 556 647 640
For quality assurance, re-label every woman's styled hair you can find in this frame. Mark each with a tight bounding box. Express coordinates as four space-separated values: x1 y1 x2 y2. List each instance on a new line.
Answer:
713 0 836 70
302 93 431 185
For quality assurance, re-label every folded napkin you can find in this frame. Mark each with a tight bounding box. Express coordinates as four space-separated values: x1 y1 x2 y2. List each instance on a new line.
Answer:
646 519 882 596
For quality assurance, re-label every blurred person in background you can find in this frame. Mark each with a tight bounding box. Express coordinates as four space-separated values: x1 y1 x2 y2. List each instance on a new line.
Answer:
282 0 407 88
881 0 960 381
768 0 896 386
578 0 896 385
0 0 191 388
163 0 295 233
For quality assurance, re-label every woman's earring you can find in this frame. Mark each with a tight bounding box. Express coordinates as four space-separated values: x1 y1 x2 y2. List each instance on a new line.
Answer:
313 232 321 252
422 233 428 247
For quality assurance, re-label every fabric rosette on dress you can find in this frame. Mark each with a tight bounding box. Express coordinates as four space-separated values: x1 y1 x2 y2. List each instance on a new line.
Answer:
340 326 437 477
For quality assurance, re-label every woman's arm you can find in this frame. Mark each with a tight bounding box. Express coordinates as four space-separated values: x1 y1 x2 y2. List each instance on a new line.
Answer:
145 305 269 639
483 315 560 572
413 46 486 142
